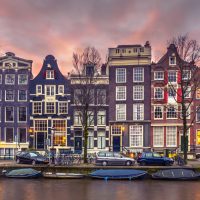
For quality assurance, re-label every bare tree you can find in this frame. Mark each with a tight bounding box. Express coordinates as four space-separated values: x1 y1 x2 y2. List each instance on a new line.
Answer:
70 46 107 163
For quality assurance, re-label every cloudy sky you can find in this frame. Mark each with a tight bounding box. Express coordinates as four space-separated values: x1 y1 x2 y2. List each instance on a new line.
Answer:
0 0 200 76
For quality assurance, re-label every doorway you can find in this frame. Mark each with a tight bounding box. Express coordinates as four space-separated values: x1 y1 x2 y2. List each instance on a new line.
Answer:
113 136 121 152
74 137 82 153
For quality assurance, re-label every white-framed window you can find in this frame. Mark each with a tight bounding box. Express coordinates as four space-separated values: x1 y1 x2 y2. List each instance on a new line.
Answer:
36 85 42 94
34 120 47 132
46 70 55 79
129 125 143 147
133 104 144 120
168 88 176 99
180 104 190 119
116 86 126 100
58 102 68 114
0 90 2 101
169 56 176 65
18 128 27 143
116 104 126 121
74 111 82 125
97 89 106 105
154 71 164 80
18 74 28 85
153 127 164 147
0 74 2 84
168 71 177 83
133 67 144 82
87 130 94 149
45 85 55 96
5 107 14 122
116 68 126 83
97 110 106 125
166 126 177 147
5 74 15 85
58 85 64 94
133 85 144 100
33 102 42 114
182 70 191 80
5 90 14 101
87 111 94 126
167 106 177 119
45 102 55 114
184 86 191 98
154 106 163 119
5 127 14 143
97 131 106 149
196 106 200 122
154 88 164 99
18 107 27 122
18 90 27 101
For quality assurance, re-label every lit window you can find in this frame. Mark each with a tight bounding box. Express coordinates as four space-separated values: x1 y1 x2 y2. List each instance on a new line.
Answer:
46 70 54 79
129 125 143 147
116 104 126 121
116 86 126 100
133 85 144 100
166 127 177 147
196 88 200 99
133 67 144 82
116 68 126 83
133 104 144 120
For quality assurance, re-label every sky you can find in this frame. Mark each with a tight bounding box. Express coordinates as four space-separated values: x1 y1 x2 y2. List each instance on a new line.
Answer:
0 0 200 76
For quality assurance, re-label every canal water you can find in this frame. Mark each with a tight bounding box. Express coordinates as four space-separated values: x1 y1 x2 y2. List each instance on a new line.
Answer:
0 179 200 200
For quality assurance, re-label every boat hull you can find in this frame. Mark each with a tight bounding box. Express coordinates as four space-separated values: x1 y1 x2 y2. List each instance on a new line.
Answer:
43 172 85 179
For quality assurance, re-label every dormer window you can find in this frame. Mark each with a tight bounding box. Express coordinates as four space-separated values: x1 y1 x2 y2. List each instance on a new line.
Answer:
169 56 176 65
46 70 54 79
86 65 94 76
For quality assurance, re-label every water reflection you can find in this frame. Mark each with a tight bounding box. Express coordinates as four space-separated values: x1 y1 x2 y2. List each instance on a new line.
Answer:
0 178 200 200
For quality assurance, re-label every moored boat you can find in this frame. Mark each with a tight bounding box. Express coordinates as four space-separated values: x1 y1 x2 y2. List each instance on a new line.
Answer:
43 172 85 179
4 168 42 178
89 169 147 180
152 168 200 181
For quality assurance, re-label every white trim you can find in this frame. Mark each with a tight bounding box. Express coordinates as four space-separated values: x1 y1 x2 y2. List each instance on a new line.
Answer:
32 101 42 115
154 71 164 80
129 125 143 147
18 107 27 123
36 85 42 95
116 86 126 101
133 85 144 100
154 105 163 120
153 126 164 147
18 74 28 85
18 90 27 102
5 74 15 85
169 56 176 66
5 106 14 122
133 67 144 82
116 68 126 83
154 87 164 99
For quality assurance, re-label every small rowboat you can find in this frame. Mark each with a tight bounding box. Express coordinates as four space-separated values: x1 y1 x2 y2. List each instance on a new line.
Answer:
152 169 200 181
43 172 85 179
4 168 42 178
89 169 147 180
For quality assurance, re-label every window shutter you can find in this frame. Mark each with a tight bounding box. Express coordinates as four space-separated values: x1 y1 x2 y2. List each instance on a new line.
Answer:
177 88 182 103
164 71 168 85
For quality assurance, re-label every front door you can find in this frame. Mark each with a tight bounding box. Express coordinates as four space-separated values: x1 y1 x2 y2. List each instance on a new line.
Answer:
74 137 82 153
37 132 45 149
113 136 121 152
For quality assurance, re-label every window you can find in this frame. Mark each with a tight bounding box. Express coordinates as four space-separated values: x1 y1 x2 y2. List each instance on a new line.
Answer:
140 47 144 52
0 74 2 84
168 71 176 83
5 74 15 84
18 90 27 101
74 111 82 125
133 67 144 82
5 107 14 122
154 71 164 80
5 90 14 101
58 102 68 114
180 104 190 119
36 85 42 94
45 85 55 96
166 126 177 147
74 89 82 104
86 65 94 76
182 70 191 80
97 131 106 149
116 68 126 83
97 89 106 105
116 49 120 53
18 107 27 122
5 128 14 142
133 104 144 120
87 111 94 125
154 106 163 119
196 107 200 122
153 127 164 147
18 74 28 84
167 106 177 119
116 86 126 100
133 86 144 100
33 102 42 114
116 104 126 121
196 130 200 145
87 131 94 149
184 87 191 98
45 102 55 114
168 88 176 98
169 56 176 65
89 89 94 104
58 85 64 94
154 88 163 99
18 128 27 143
0 90 2 101
46 70 54 79
34 120 47 132
97 110 106 125
130 125 143 147
133 48 137 53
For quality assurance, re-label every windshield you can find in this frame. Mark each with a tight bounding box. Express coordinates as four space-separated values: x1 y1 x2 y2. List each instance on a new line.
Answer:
29 152 39 157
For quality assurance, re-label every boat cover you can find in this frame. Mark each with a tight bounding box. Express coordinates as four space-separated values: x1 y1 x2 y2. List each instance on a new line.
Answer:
6 168 41 178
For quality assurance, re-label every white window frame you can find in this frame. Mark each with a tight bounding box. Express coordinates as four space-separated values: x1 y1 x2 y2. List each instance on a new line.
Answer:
36 85 42 95
116 86 126 101
18 90 27 101
133 67 144 82
116 104 126 121
154 71 164 80
182 70 191 80
169 56 176 65
5 90 14 101
153 127 164 147
18 74 28 85
33 102 42 115
45 102 56 114
18 107 27 122
97 131 106 149
87 130 94 149
133 104 144 120
166 106 177 119
5 74 15 85
154 106 163 120
45 85 55 96
129 125 143 147
46 70 55 79
168 71 177 83
0 90 2 101
116 68 126 83
74 111 82 126
133 85 144 100
58 85 64 94
184 86 191 98
166 126 177 147
58 102 68 114
97 110 106 126
154 88 164 99
5 106 14 122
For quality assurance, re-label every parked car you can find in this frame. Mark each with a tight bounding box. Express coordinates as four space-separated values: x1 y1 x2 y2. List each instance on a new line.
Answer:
137 152 174 166
95 151 135 166
16 151 49 165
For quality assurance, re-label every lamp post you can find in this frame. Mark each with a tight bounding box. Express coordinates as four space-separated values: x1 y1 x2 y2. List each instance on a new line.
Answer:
50 126 56 164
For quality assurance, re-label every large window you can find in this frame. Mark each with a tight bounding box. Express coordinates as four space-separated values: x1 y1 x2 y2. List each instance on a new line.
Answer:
168 88 176 99
45 85 55 96
97 110 106 125
87 111 94 126
5 107 14 122
5 128 14 142
97 131 106 149
5 74 15 85
166 126 177 147
46 70 54 79
33 102 42 114
58 102 68 114
18 74 28 84
133 67 144 82
34 120 47 132
116 68 126 83
133 104 144 120
18 128 27 143
133 85 144 100
154 88 163 99
116 104 126 121
154 106 163 119
97 89 106 105
5 90 14 101
168 71 176 83
74 89 82 104
116 86 126 100
87 131 94 149
18 107 27 122
129 125 143 147
18 90 27 101
167 106 177 119
154 71 164 80
74 111 82 125
45 102 55 114
153 127 164 147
